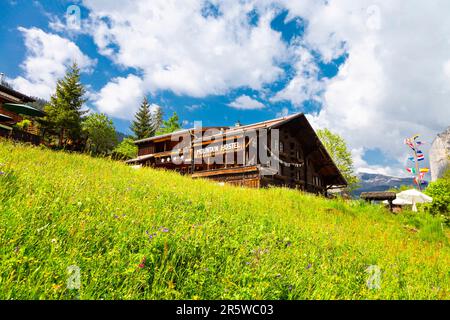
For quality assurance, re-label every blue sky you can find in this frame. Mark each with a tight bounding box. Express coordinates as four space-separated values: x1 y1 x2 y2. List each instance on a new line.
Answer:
2 0 449 178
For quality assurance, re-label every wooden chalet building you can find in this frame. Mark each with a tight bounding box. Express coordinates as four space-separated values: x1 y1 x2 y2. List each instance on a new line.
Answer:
0 83 45 145
127 113 347 194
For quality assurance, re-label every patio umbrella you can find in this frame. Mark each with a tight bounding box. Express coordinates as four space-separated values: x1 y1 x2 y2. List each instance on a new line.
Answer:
2 103 46 117
382 198 412 206
396 189 433 212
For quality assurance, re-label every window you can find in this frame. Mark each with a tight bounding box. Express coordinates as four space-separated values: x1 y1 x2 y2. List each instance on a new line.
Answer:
279 141 284 153
155 142 165 153
313 176 321 186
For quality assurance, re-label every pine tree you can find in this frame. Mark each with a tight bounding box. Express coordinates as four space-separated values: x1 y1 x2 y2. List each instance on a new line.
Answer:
44 63 87 148
152 105 163 135
131 97 154 139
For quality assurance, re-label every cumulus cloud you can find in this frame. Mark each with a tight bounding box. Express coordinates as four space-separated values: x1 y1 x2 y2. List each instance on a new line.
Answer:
11 27 96 99
228 95 265 110
81 0 287 97
11 1 450 177
271 45 323 106
281 0 450 175
92 74 145 120
276 107 289 117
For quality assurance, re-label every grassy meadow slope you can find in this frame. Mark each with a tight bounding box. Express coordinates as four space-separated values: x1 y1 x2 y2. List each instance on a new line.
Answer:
0 140 449 299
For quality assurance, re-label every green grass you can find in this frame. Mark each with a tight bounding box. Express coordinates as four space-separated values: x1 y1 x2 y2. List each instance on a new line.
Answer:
0 140 449 300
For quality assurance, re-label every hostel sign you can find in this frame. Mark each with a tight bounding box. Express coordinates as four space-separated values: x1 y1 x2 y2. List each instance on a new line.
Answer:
195 141 243 157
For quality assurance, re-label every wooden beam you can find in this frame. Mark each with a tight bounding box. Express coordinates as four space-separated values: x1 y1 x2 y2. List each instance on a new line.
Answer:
191 166 258 178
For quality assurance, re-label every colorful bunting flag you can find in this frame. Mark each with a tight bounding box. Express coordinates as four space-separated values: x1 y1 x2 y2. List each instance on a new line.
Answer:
406 168 417 174
404 134 427 190
409 156 424 162
404 139 415 150
414 177 428 185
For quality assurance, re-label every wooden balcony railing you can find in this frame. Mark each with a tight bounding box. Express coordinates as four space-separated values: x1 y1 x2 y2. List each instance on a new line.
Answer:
10 128 41 145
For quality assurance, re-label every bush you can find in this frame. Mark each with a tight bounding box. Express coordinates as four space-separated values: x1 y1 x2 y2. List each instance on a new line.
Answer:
15 119 32 130
111 138 138 160
424 169 450 221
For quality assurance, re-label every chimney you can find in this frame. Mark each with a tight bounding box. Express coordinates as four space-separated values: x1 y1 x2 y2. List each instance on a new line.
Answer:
0 73 4 84
235 120 242 127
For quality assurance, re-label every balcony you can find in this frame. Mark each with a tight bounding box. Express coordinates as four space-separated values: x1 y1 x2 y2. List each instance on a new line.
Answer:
0 126 41 145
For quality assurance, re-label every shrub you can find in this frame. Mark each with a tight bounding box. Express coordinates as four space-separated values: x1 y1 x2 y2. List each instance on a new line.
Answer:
15 119 32 130
111 138 138 160
424 169 450 222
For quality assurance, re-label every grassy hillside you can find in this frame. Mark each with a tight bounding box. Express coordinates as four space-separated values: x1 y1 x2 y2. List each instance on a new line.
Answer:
0 140 449 300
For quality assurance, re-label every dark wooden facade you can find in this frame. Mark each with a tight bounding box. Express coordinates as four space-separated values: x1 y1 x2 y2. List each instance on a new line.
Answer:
127 113 347 193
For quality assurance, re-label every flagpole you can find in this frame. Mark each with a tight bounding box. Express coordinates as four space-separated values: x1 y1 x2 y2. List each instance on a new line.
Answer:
412 139 421 191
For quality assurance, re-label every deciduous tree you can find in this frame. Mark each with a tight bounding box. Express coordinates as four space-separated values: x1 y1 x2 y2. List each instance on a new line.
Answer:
156 112 182 135
112 138 138 160
316 128 359 190
82 113 118 155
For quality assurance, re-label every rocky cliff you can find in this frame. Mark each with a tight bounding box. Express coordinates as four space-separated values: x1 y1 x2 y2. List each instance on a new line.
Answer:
430 126 450 181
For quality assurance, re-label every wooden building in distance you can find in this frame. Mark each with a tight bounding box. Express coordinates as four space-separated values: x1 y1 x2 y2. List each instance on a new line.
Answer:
0 83 45 145
126 113 347 193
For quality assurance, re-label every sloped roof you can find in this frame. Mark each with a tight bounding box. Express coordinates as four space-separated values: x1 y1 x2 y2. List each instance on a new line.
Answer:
0 84 35 103
130 113 347 187
134 114 301 145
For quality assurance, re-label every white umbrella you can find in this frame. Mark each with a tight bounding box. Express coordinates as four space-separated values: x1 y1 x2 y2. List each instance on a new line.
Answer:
396 189 433 212
382 198 412 206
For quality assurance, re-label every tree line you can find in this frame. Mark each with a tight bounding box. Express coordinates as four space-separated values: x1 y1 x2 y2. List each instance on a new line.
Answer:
32 63 181 159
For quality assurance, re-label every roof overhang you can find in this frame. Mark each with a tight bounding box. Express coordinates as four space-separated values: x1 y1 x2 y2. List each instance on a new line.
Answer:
2 103 46 117
134 129 192 145
0 113 13 122
0 84 35 103
270 113 348 187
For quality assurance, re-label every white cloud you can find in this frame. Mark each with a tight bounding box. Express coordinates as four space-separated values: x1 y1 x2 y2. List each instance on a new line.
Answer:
82 0 287 97
185 104 203 112
444 60 450 80
279 0 450 174
351 147 406 177
10 1 450 179
92 74 145 120
276 107 289 117
228 95 265 110
11 27 96 99
271 45 323 107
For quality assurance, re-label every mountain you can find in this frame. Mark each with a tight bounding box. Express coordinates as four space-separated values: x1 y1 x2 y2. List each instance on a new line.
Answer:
430 126 450 181
352 172 415 197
